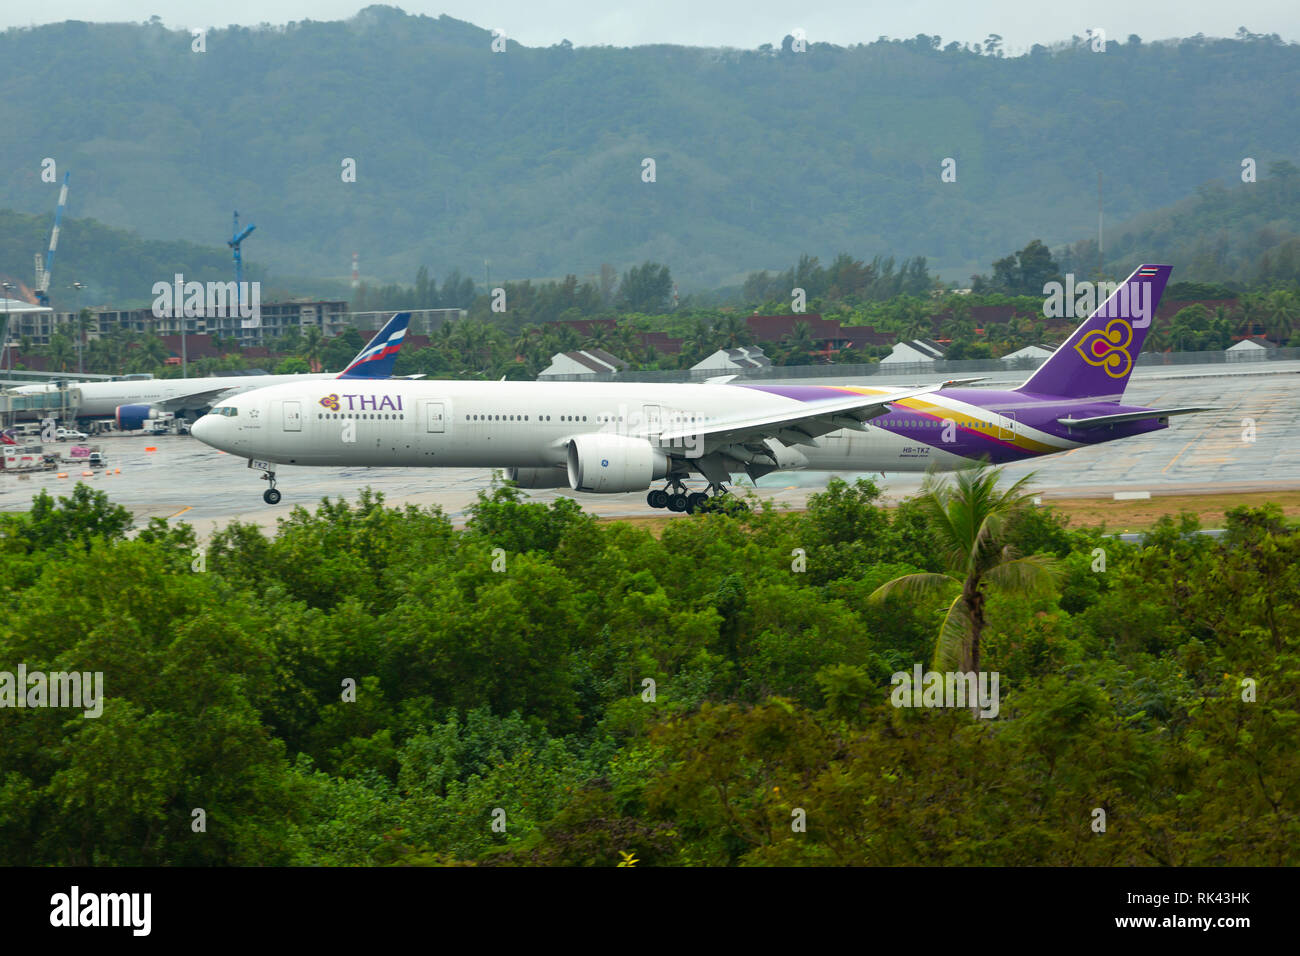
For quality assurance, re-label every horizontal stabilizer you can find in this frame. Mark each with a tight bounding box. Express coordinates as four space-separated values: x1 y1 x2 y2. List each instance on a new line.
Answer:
1057 406 1214 429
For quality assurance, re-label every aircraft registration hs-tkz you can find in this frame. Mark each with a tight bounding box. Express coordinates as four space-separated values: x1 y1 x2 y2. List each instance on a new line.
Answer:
192 266 1210 510
11 312 413 427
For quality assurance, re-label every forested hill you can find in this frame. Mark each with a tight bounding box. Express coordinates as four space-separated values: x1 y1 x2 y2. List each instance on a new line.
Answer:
0 208 269 307
1058 161 1300 287
1 7 1298 292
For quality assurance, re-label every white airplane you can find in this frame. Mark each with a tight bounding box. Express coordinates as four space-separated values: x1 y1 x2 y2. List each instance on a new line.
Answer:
191 266 1207 509
10 312 413 426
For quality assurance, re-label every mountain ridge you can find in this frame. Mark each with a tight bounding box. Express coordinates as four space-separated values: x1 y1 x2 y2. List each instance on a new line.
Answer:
1 9 1297 294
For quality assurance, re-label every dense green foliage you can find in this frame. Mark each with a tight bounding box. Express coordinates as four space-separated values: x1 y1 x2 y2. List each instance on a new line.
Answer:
2 10 1298 295
0 479 1295 865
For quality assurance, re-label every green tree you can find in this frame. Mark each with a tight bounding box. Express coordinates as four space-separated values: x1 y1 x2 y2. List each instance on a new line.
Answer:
300 326 325 372
129 334 170 372
20 484 133 553
780 321 817 365
46 333 75 372
275 357 311 374
617 262 672 314
870 467 1061 672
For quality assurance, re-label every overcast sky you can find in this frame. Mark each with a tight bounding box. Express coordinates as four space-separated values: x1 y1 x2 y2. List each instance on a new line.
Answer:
4 0 1298 51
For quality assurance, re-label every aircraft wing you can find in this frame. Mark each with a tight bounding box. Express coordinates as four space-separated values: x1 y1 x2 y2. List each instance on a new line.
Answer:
148 385 245 413
655 383 949 454
1057 406 1214 429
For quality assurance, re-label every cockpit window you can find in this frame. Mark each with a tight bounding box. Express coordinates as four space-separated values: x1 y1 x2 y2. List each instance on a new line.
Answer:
211 406 239 417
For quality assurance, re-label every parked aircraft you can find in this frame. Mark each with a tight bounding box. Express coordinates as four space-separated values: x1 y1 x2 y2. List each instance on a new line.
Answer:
10 312 413 427
192 267 1208 508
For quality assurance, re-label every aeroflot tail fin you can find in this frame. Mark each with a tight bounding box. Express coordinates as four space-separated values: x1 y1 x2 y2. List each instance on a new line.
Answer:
337 312 411 379
1017 265 1171 401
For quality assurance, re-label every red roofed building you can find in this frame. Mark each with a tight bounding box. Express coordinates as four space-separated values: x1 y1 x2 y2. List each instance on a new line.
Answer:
745 313 835 343
636 331 683 355
560 318 618 336
159 334 223 361
839 325 894 348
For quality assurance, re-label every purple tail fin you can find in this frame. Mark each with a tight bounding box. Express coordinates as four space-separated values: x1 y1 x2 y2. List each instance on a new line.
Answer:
1017 264 1171 400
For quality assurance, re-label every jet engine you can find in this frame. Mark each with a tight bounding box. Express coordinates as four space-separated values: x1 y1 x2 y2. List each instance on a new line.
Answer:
505 466 571 489
115 404 161 430
566 433 669 493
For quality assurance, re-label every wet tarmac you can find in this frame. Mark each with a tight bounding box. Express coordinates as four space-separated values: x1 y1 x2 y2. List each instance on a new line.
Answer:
2 361 1297 537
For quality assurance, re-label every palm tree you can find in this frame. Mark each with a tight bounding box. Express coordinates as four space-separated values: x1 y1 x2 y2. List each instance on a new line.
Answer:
83 338 107 374
76 308 94 373
47 334 75 372
681 318 715 362
1236 292 1266 337
299 326 325 372
782 321 817 364
1145 324 1171 352
718 315 753 348
586 323 617 352
278 327 303 355
134 334 171 370
870 467 1062 674
945 316 976 343
895 299 933 341
552 323 580 353
101 331 129 375
1264 289 1299 343
612 323 640 360
512 325 541 361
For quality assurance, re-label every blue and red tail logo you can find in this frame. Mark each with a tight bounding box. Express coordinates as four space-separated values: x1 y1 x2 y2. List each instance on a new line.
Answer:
337 312 411 379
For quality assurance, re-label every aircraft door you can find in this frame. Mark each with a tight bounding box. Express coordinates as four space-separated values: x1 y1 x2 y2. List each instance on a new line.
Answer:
283 401 302 431
997 411 1016 441
643 404 661 436
425 401 446 433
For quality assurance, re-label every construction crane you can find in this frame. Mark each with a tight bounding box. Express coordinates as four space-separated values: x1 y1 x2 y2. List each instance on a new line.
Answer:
227 210 256 309
33 172 70 307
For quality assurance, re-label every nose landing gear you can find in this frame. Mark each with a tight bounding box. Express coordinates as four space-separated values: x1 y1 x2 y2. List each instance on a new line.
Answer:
258 466 281 504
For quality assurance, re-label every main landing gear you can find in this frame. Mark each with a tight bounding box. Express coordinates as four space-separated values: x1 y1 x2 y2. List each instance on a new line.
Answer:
645 481 746 515
259 466 281 504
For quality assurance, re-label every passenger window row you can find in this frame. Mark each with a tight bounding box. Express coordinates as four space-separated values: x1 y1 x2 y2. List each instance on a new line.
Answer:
317 413 405 420
461 413 714 424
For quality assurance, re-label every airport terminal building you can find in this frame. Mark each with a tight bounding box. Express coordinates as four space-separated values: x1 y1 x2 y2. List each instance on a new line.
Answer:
2 301 465 349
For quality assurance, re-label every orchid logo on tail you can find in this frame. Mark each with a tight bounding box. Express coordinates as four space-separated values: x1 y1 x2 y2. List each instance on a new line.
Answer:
1074 319 1134 379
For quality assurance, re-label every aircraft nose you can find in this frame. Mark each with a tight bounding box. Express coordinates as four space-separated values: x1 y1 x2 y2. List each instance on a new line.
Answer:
191 414 218 446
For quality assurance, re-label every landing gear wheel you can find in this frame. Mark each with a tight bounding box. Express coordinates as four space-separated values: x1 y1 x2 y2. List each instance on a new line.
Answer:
667 493 688 513
647 489 669 509
686 492 708 514
257 464 280 504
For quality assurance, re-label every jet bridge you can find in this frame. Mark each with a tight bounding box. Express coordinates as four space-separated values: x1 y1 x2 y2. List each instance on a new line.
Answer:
0 386 83 426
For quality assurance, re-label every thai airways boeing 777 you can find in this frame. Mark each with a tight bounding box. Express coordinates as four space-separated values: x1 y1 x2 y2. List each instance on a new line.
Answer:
192 265 1209 509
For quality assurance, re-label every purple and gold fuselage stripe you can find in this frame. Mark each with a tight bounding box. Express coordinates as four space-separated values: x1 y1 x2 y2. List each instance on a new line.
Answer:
737 383 1062 456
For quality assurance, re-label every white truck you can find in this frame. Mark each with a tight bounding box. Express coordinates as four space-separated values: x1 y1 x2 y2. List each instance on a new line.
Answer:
142 415 189 436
